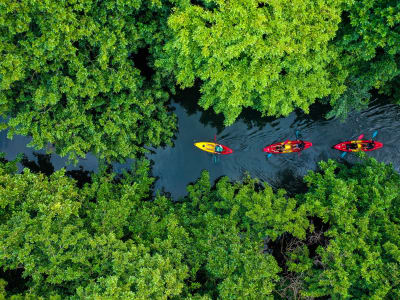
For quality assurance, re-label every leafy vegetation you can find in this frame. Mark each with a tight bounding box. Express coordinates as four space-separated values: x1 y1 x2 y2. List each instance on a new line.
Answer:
0 158 187 299
283 156 400 299
1 0 400 298
0 0 399 157
1 156 399 299
0 0 176 162
161 0 344 125
328 0 400 118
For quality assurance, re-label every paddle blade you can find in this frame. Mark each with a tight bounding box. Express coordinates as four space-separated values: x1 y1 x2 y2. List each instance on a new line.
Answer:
357 134 364 140
341 152 347 158
372 130 378 139
295 130 300 140
214 134 216 142
267 154 272 159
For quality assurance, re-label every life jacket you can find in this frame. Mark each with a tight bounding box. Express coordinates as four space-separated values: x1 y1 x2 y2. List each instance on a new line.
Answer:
215 145 223 152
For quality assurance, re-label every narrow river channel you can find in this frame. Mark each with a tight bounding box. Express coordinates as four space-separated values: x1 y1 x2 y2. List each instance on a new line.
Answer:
1 89 399 199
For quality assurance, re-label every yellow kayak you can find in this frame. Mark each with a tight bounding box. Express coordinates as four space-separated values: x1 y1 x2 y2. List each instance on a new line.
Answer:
194 142 233 155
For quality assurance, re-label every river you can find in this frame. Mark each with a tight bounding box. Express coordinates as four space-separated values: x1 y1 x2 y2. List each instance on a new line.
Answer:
1 88 399 199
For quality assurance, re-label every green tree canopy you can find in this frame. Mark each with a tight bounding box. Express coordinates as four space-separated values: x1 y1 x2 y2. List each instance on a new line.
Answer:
287 157 400 299
1 156 400 299
0 0 176 162
328 0 400 118
160 0 344 125
0 157 309 299
0 159 188 299
174 171 309 298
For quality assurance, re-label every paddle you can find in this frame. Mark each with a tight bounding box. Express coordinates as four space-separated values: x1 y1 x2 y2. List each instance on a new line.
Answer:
341 134 364 158
372 130 378 139
213 134 220 164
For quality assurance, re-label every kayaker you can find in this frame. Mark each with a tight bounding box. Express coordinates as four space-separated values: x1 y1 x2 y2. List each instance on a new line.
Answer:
365 141 375 150
346 143 358 150
297 141 305 151
215 144 224 153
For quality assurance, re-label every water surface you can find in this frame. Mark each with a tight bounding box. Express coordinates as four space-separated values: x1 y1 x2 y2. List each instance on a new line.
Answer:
148 93 399 198
1 90 399 199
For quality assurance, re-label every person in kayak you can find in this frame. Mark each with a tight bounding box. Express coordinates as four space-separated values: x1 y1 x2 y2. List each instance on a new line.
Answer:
274 144 286 152
215 144 224 153
365 141 375 150
346 143 359 150
294 141 305 151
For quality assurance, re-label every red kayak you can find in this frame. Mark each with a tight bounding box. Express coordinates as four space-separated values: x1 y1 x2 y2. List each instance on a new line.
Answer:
334 140 383 152
263 140 312 154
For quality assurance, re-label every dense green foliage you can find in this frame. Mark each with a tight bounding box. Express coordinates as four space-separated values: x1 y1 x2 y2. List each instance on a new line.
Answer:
162 0 344 125
0 159 188 299
1 0 399 298
0 156 309 299
163 0 399 123
327 0 400 118
174 171 309 298
288 157 400 299
0 0 399 157
0 0 176 161
1 156 399 299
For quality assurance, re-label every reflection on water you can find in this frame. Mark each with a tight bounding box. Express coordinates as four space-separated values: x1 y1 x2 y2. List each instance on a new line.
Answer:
21 153 54 176
0 129 99 175
0 91 399 199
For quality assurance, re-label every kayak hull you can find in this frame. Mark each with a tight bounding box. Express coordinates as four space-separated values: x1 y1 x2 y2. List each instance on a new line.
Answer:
333 140 383 152
194 142 233 155
263 140 312 154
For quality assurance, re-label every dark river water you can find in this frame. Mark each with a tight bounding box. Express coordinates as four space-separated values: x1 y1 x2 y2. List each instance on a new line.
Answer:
1 88 399 199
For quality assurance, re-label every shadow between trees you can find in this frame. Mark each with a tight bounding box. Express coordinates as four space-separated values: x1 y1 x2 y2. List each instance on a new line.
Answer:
20 153 92 188
173 86 337 133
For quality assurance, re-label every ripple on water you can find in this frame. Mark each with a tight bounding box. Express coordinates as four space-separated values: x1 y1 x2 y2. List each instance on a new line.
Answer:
0 99 399 199
148 100 400 198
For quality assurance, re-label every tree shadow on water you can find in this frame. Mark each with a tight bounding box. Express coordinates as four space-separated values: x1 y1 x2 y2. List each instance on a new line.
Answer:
173 85 226 133
291 101 333 126
269 168 308 197
174 85 341 134
66 167 92 188
20 153 92 188
173 85 280 132
21 152 54 176
237 107 278 130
